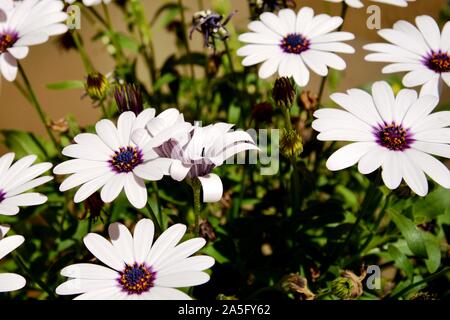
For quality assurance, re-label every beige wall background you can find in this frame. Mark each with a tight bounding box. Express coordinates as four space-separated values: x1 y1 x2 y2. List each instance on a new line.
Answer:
0 0 448 148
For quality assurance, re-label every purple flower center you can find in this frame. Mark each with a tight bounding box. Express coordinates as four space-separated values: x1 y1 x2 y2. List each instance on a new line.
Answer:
0 189 5 203
424 50 450 73
375 122 413 151
0 31 18 53
280 33 310 54
109 146 143 173
118 263 155 295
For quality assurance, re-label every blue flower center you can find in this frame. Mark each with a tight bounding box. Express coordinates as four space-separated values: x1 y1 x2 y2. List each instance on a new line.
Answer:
119 263 155 295
376 123 413 151
280 33 310 54
110 146 143 173
0 32 18 53
425 50 450 73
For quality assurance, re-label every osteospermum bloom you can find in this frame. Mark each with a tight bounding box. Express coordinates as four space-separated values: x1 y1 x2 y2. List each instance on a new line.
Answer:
312 81 450 196
165 123 258 202
237 7 355 87
325 0 414 8
54 110 172 209
0 225 26 292
0 153 53 216
56 219 214 300
0 0 68 81
364 16 450 97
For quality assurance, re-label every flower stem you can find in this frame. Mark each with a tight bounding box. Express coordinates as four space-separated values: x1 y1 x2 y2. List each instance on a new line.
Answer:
145 202 162 234
152 181 164 230
12 252 56 299
71 30 95 73
17 63 59 150
189 178 202 236
102 3 126 64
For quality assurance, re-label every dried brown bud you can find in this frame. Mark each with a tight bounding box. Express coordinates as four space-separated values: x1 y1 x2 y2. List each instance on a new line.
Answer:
199 219 217 242
50 118 69 133
279 273 315 300
272 77 295 108
80 192 105 222
299 90 318 113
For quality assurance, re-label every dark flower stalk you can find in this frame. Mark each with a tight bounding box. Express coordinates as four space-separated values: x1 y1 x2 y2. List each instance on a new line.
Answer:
114 83 144 115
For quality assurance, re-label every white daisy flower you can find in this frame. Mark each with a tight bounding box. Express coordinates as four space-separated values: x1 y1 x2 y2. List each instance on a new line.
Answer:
0 153 53 216
64 0 111 7
164 123 258 203
325 0 415 9
0 225 26 293
364 16 450 97
56 218 214 300
53 110 173 209
312 81 450 196
0 0 68 81
237 7 355 87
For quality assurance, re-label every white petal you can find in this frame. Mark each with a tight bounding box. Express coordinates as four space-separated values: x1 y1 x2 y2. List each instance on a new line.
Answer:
157 256 215 277
358 146 388 174
2 193 47 206
74 173 114 203
61 263 119 280
0 273 26 292
402 95 439 128
100 173 126 203
381 152 403 189
415 15 441 51
0 235 24 260
133 159 168 181
59 166 112 192
401 152 428 196
95 119 121 151
149 287 192 300
0 52 18 82
153 238 207 271
83 233 124 271
0 204 19 216
326 142 377 171
133 219 154 264
407 149 450 189
56 279 118 295
198 173 223 203
117 112 136 146
412 141 450 158
73 286 124 300
155 271 210 288
124 174 147 209
146 224 186 266
109 222 134 265
372 81 395 124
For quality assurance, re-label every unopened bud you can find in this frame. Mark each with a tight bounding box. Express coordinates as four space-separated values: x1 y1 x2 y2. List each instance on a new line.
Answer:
272 77 295 108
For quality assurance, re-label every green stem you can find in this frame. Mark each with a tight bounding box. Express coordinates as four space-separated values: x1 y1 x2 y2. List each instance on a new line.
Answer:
99 100 108 118
12 252 56 299
145 202 162 234
102 3 126 64
71 30 95 73
87 7 108 28
189 178 202 236
152 181 164 230
17 64 59 149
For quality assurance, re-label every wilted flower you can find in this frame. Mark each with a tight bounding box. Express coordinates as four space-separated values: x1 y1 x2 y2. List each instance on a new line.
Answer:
190 10 235 50
279 273 315 300
249 0 296 16
199 219 217 242
50 118 70 133
81 192 105 222
273 77 295 108
114 84 144 115
299 90 319 113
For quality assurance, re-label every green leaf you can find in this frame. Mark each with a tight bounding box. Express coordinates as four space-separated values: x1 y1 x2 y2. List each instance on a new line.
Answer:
150 2 180 26
387 244 414 278
413 187 450 222
177 53 207 67
227 103 240 124
423 233 441 274
1 130 47 161
389 209 427 258
46 80 84 90
154 73 177 92
116 33 139 53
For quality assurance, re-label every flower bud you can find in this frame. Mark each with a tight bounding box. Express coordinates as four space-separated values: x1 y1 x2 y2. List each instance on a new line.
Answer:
331 270 365 300
272 77 295 108
114 83 144 115
251 102 273 124
85 72 109 101
280 128 303 158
